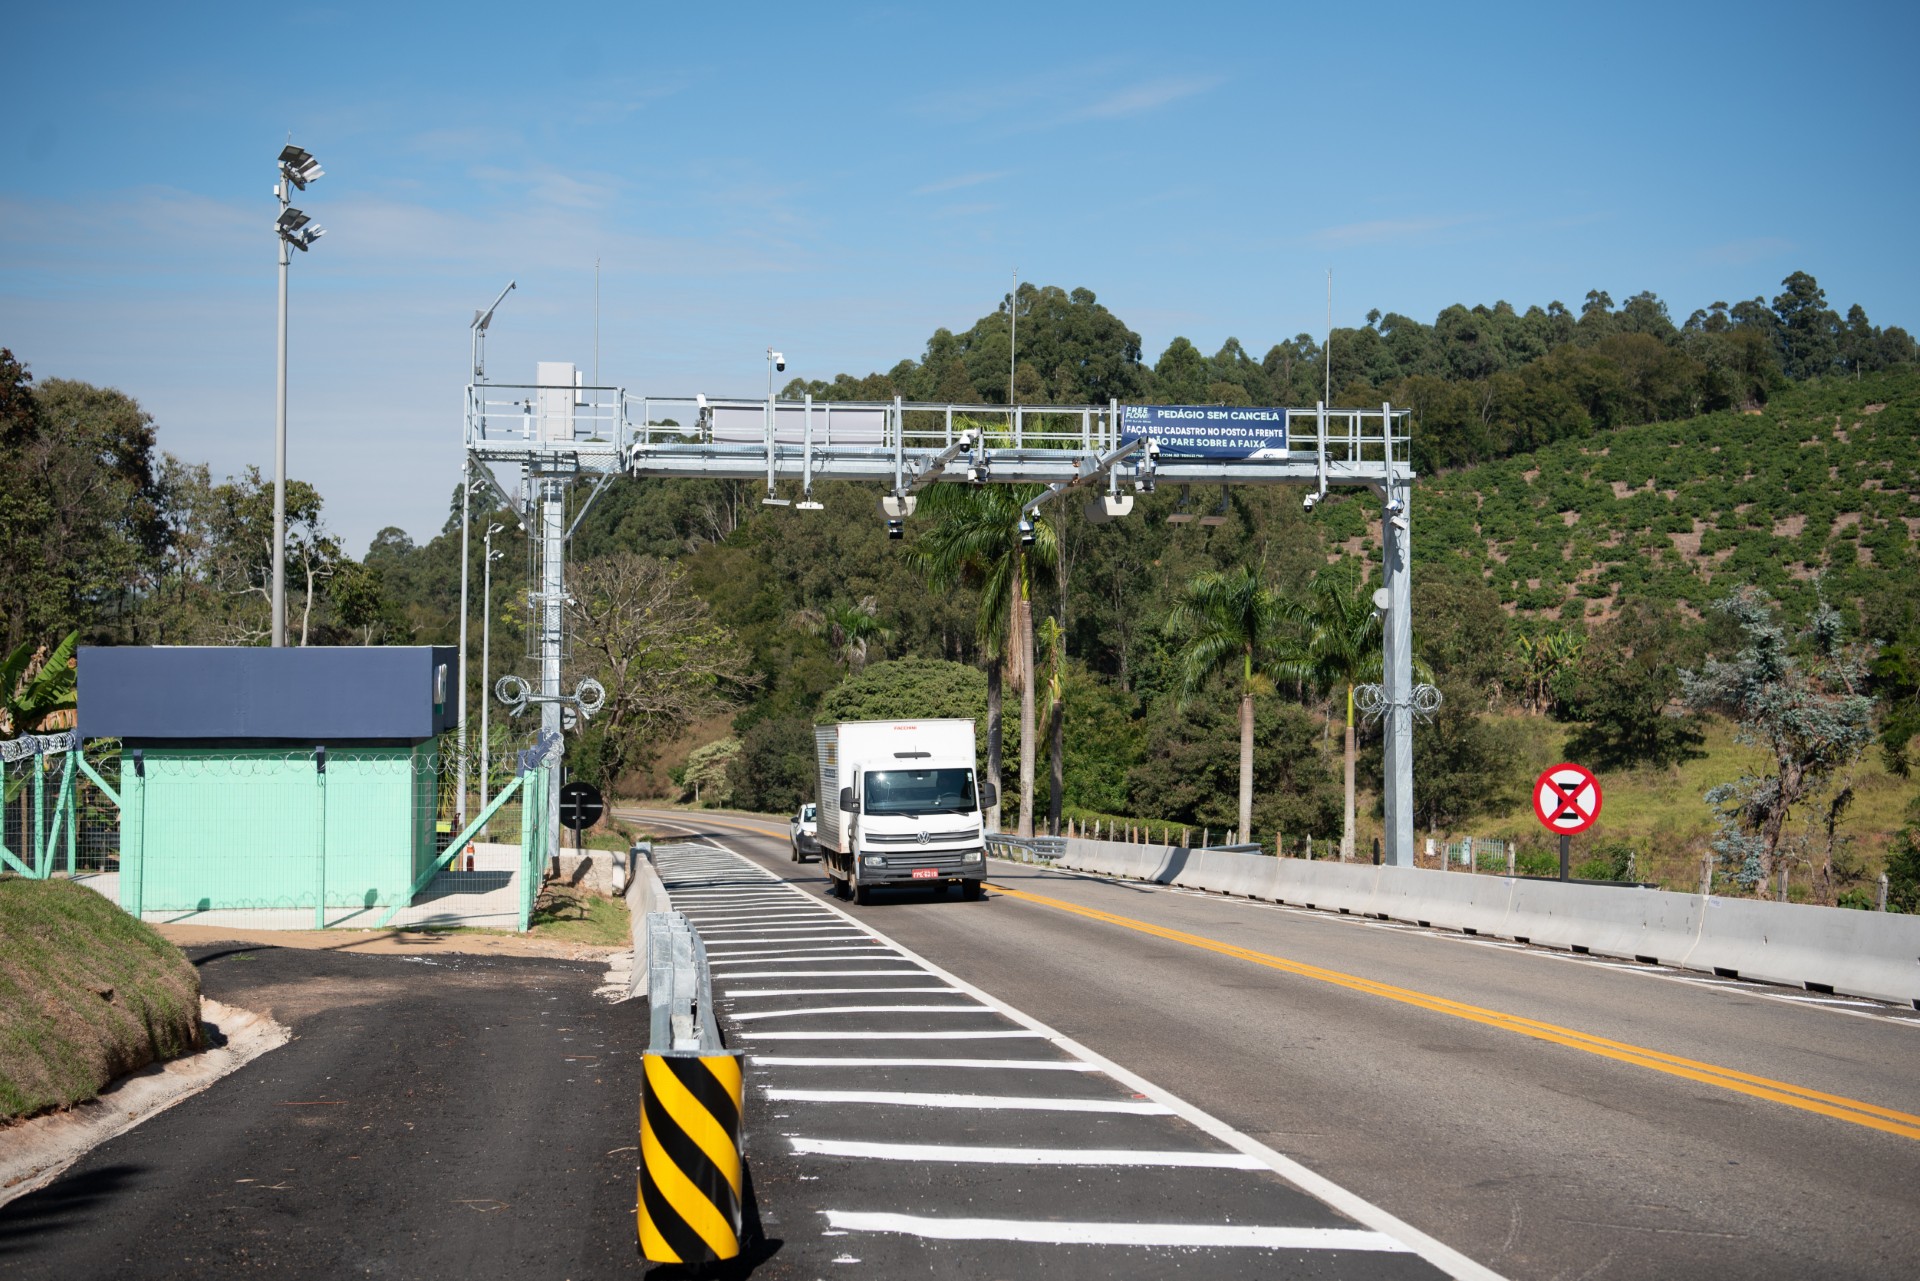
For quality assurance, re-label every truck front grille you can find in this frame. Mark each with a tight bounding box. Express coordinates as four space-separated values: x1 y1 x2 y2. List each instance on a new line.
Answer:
866 828 978 846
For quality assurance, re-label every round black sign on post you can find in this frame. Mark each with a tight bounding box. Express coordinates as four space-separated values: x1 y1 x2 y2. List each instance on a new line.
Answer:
559 781 605 832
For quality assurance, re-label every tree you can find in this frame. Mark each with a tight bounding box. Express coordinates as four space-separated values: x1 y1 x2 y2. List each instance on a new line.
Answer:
566 552 754 788
907 483 1057 836
726 715 817 814
1126 683 1338 841
1868 637 1920 776
1514 630 1584 715
0 361 165 648
1681 588 1876 891
1886 796 1920 913
0 629 79 736
1037 614 1066 835
1272 566 1385 860
681 738 741 807
797 596 891 672
1559 601 1706 770
1771 272 1841 380
816 658 987 753
1165 564 1285 843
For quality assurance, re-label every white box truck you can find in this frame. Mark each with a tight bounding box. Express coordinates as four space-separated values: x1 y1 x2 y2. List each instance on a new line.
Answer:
814 719 996 904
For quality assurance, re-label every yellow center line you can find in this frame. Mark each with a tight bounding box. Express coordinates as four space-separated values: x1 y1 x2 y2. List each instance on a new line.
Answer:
986 881 1920 1143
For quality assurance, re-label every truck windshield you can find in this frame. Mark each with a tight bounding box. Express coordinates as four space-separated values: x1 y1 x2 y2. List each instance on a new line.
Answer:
863 769 977 816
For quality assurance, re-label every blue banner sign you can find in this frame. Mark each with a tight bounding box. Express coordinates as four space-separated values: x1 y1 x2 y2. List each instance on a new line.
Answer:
1119 405 1289 458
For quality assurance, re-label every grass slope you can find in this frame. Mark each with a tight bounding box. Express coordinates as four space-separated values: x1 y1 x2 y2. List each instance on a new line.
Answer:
1317 370 1920 622
0 878 202 1121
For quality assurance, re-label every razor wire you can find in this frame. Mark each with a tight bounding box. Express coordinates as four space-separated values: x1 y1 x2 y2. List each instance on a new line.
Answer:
1355 682 1443 726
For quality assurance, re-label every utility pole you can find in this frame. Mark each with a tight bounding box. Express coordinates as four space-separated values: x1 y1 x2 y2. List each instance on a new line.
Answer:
271 144 325 647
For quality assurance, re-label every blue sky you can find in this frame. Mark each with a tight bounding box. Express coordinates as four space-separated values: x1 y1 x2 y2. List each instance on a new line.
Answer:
4 1 1915 553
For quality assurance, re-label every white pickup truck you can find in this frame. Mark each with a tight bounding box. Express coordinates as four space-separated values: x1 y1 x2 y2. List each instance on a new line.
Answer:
813 719 995 904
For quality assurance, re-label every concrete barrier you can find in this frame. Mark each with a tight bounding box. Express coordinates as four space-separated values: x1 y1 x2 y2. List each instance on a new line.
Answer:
1059 837 1920 1006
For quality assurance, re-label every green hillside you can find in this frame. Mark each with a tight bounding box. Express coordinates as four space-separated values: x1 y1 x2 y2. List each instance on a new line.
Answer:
1390 371 1920 625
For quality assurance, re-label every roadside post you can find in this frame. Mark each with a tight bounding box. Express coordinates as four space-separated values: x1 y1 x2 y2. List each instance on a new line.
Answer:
1532 763 1602 881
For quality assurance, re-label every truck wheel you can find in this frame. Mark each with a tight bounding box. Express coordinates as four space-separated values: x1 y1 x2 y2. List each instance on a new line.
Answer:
852 878 871 906
790 841 800 862
960 879 983 900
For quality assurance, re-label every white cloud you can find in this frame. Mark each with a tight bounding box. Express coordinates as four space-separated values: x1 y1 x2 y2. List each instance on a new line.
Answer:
912 170 1011 196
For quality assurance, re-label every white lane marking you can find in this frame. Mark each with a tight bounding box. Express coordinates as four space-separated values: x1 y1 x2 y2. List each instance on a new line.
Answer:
752 1057 1098 1070
821 1212 1410 1251
703 933 880 945
680 913 844 924
713 970 932 979
706 946 899 959
766 1089 1171 1115
792 1137 1264 1168
700 926 874 936
725 987 963 998
742 1030 1048 1041
731 1004 989 1022
703 934 875 944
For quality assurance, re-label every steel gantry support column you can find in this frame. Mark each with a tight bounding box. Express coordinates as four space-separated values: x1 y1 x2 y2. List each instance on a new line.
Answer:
539 475 566 864
1380 474 1415 866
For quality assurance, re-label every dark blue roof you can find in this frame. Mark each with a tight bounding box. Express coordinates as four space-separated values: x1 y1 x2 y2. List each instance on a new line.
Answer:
78 646 460 743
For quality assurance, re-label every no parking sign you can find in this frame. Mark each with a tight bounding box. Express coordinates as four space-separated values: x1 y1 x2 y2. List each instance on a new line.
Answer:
1532 763 1602 835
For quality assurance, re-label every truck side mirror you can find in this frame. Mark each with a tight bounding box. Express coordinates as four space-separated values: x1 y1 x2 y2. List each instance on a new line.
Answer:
839 786 860 813
979 783 997 810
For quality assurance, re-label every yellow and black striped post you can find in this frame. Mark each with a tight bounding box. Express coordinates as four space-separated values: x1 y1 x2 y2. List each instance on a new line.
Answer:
638 1051 744 1264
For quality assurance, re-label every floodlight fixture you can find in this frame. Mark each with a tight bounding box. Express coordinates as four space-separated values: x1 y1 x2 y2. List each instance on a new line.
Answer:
885 518 905 540
276 207 310 233
278 144 324 189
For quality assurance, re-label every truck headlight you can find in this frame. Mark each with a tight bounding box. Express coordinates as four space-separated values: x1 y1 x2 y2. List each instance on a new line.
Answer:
963 849 983 862
863 855 886 867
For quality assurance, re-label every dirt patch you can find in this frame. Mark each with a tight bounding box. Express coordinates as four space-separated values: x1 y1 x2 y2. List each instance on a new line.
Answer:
1773 513 1806 538
152 923 624 963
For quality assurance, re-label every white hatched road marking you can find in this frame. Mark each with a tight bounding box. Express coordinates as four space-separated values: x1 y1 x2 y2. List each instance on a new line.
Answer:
644 833 1504 1279
751 1057 1099 1071
716 969 932 978
792 1138 1265 1168
726 987 963 998
766 1088 1172 1115
706 946 898 959
821 1211 1412 1251
730 1003 989 1022
740 1030 1049 1042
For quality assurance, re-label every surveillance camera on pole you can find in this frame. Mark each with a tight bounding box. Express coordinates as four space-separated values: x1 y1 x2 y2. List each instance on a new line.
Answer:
1018 517 1035 546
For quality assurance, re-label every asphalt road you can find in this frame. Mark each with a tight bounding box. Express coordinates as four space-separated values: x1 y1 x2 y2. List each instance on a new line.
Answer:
0 945 646 1280
633 809 1920 1281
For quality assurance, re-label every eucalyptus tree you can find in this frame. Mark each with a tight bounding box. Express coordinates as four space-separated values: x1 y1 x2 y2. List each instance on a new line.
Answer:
1273 567 1385 861
1682 588 1876 893
907 482 1057 836
1165 564 1285 844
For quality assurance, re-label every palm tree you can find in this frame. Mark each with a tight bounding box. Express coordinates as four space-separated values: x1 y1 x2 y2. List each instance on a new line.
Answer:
796 597 892 672
1166 566 1284 844
1272 568 1390 861
907 483 1057 836
1036 614 1066 835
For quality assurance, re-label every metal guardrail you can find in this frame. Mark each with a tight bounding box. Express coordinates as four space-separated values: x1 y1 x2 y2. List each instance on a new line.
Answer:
645 911 723 1054
985 834 1067 862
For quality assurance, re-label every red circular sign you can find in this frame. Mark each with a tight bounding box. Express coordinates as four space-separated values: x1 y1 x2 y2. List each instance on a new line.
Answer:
1532 763 1603 834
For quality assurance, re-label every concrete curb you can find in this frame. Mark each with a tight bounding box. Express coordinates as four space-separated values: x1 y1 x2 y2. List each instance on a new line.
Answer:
0 997 291 1209
1059 838 1920 1006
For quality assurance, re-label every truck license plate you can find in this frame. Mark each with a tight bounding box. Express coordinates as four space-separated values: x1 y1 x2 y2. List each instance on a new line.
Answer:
911 867 939 880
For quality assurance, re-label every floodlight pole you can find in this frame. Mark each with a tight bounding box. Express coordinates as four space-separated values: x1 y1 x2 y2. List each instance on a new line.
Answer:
480 527 504 829
272 176 291 647
458 282 513 828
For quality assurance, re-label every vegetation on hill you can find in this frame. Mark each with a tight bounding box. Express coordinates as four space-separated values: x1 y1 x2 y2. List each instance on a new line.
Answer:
0 878 202 1120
